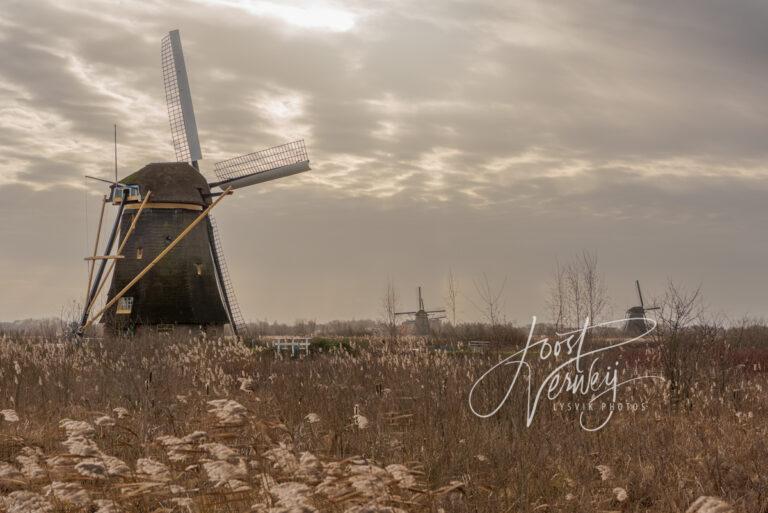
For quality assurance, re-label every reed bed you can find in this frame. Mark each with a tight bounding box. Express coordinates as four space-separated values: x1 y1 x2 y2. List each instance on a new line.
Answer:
0 333 765 512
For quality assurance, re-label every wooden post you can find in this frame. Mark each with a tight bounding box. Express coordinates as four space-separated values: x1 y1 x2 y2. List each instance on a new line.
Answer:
85 195 107 300
84 188 233 328
85 191 152 314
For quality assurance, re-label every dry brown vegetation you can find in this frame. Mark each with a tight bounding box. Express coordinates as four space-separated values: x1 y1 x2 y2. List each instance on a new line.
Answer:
0 332 765 513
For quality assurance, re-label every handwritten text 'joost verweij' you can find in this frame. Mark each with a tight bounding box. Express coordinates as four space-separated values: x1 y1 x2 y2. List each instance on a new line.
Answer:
468 317 663 431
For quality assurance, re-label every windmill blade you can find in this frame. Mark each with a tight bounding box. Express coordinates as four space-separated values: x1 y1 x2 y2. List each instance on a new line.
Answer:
209 140 310 189
161 30 202 164
425 309 446 314
206 215 246 336
635 280 645 309
395 311 418 316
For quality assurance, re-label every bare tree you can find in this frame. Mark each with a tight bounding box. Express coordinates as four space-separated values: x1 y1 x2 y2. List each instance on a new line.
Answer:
565 262 582 328
381 279 399 341
580 251 608 326
547 260 568 332
548 253 608 331
471 273 507 334
654 281 703 337
652 280 705 407
445 268 459 325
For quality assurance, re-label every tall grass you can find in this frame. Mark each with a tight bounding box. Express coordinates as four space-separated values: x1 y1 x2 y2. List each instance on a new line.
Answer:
0 332 764 512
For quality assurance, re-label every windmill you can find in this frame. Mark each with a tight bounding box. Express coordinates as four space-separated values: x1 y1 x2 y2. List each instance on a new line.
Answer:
624 280 659 336
395 287 446 337
76 29 310 337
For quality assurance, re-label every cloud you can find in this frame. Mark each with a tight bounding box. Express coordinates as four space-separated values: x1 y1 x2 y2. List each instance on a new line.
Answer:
194 0 358 32
0 0 766 321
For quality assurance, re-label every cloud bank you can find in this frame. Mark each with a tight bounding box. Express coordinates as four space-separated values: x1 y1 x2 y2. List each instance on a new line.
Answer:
0 0 766 322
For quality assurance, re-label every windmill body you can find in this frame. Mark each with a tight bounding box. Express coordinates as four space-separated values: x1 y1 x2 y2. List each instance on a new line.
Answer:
413 311 431 337
624 280 659 336
102 163 229 332
396 287 446 337
78 29 310 337
624 306 649 335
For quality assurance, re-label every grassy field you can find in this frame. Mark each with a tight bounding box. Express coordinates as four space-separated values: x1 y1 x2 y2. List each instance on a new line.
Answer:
0 333 765 512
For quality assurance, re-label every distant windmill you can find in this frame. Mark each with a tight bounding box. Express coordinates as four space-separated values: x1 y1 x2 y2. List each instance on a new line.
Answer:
624 280 659 336
76 29 310 337
396 287 446 337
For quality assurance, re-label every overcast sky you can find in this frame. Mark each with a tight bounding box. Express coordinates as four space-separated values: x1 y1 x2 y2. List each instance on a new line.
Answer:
1 0 767 324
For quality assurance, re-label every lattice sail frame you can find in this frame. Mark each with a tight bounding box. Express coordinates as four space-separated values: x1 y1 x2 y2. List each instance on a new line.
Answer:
213 140 308 181
207 215 246 336
161 30 202 163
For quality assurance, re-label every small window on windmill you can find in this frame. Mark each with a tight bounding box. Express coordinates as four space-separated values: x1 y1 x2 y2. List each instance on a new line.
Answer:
116 297 134 315
111 185 142 204
136 247 143 259
195 263 203 276
126 185 142 202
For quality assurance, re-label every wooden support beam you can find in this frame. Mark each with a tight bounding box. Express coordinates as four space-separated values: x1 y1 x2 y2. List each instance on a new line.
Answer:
78 189 128 333
84 255 125 261
124 202 202 211
85 191 152 315
84 188 233 329
113 190 152 257
85 195 107 300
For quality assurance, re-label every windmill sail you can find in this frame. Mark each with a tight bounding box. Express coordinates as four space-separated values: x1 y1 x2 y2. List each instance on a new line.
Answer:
210 140 310 189
207 215 246 335
636 280 645 309
395 287 446 337
624 280 658 335
161 30 202 164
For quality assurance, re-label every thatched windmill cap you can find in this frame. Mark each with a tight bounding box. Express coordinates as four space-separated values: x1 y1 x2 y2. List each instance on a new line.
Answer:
121 162 211 205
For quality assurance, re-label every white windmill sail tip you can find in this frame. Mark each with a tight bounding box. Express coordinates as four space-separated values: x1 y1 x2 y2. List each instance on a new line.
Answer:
210 139 310 189
161 29 203 163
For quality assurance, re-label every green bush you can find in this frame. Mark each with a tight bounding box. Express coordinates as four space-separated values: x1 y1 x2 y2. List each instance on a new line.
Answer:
310 337 353 354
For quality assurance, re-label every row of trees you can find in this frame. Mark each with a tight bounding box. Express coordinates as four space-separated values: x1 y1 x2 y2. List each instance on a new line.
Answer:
252 262 756 411
382 251 609 338
380 260 764 408
381 271 510 340
248 254 729 348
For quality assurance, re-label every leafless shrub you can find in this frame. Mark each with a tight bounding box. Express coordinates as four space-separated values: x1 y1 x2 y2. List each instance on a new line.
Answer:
652 280 706 407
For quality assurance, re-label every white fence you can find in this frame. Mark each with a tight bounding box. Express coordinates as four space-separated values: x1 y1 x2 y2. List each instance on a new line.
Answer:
267 336 311 357
468 340 490 353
